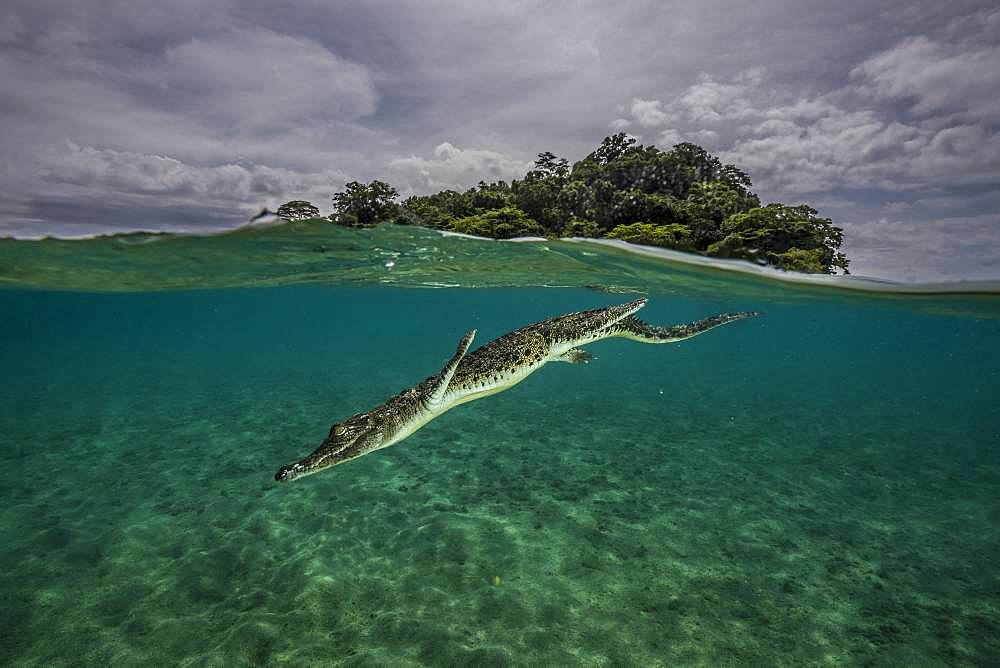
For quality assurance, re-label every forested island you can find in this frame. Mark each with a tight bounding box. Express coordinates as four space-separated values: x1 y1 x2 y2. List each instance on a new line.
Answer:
278 134 849 274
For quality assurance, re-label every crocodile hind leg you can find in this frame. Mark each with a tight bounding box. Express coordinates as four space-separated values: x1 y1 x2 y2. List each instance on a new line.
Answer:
553 347 594 363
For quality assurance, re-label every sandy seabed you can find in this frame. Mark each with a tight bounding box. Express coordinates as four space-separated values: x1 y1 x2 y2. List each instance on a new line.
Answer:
2 286 998 666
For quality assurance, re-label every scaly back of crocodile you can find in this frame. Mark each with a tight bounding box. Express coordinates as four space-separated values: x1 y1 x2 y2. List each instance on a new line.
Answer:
444 298 648 401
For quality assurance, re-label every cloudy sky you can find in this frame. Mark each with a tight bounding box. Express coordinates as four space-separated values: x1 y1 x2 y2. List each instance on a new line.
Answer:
1 0 998 281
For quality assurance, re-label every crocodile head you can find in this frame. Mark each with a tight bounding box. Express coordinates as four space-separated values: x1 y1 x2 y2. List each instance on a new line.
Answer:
274 413 384 482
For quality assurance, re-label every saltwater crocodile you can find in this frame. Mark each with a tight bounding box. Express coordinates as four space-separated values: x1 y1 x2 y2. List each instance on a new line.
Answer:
275 298 758 482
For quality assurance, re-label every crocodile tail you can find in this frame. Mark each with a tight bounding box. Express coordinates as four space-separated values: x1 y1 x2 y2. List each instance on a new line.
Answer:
609 311 759 344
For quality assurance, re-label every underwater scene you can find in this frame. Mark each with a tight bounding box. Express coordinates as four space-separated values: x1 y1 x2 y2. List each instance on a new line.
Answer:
1 224 999 667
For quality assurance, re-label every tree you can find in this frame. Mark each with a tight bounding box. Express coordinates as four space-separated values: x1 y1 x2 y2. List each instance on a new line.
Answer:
591 133 641 165
513 151 572 231
530 151 570 180
556 180 597 224
559 218 600 238
331 180 400 227
565 136 761 235
683 182 760 249
276 200 321 221
606 222 690 248
467 180 514 212
569 134 640 187
402 190 473 229
708 203 849 274
448 207 544 239
607 190 686 232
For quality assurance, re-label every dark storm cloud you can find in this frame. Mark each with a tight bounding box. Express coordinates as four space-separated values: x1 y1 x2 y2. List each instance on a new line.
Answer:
0 0 998 279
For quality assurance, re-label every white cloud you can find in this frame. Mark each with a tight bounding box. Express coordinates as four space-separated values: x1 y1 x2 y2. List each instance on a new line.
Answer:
881 201 912 214
850 34 1000 124
37 141 345 214
841 214 1000 282
658 128 684 146
678 76 755 123
388 142 531 195
155 28 378 130
629 98 670 128
615 62 1000 199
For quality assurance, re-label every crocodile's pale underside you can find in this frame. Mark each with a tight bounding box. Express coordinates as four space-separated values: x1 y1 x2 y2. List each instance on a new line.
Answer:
275 298 758 482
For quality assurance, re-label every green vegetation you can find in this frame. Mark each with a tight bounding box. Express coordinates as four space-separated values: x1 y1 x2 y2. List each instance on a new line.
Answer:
275 200 320 221
280 134 849 274
709 203 848 273
449 206 544 239
606 222 690 248
330 180 400 227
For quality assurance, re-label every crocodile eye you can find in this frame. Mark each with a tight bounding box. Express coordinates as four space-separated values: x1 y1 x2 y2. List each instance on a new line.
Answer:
330 424 346 438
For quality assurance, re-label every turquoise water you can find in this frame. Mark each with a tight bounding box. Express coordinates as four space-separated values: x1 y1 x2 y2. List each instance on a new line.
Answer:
2 265 1000 664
